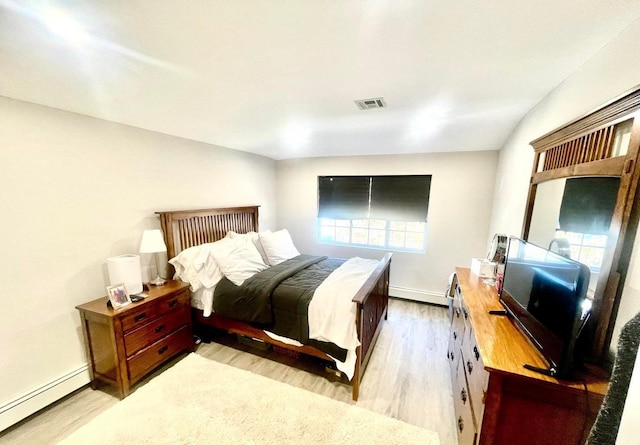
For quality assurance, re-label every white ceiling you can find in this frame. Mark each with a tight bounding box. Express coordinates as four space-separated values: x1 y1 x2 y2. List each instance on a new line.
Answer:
2 1 640 160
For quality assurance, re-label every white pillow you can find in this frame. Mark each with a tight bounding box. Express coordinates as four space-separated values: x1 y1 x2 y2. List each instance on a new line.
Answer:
195 244 224 289
209 237 268 286
168 244 206 290
226 230 269 265
259 229 300 266
169 242 224 291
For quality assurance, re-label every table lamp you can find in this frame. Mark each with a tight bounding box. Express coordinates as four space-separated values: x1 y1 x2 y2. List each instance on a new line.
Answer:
139 229 167 285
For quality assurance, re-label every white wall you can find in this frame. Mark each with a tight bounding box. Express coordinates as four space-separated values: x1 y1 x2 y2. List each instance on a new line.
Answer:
276 151 498 302
0 96 277 430
487 18 640 444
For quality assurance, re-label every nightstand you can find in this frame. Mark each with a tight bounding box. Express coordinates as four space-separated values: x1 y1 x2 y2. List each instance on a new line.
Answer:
76 280 193 398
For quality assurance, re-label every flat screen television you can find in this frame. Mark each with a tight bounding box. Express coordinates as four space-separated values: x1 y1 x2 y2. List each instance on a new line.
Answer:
499 236 591 378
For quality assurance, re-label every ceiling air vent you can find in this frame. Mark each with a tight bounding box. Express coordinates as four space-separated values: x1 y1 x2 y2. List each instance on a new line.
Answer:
355 97 387 110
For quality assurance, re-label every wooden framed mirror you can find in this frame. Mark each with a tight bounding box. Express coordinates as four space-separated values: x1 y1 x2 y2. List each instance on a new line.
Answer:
523 86 640 363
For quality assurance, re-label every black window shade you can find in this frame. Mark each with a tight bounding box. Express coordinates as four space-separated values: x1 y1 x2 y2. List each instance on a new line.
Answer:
318 175 431 221
559 177 620 235
370 175 431 221
318 176 370 219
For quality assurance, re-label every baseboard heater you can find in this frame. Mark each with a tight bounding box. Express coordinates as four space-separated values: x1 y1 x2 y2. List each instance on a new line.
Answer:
0 365 90 433
389 286 447 306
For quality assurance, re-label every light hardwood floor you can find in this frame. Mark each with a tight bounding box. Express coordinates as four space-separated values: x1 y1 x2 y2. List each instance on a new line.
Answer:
0 298 457 445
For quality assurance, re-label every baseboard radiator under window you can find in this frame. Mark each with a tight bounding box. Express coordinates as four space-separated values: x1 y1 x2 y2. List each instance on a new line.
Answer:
389 286 447 306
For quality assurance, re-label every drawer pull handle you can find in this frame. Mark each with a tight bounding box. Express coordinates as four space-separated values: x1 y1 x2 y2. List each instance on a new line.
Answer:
450 351 454 361
466 359 473 374
460 388 467 404
168 300 178 308
474 345 480 361
458 416 464 433
462 308 469 319
455 308 460 319
158 345 169 355
134 313 147 322
155 324 166 333
453 332 457 340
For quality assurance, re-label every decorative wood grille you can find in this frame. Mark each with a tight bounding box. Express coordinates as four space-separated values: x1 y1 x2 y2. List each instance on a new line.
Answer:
174 212 255 251
541 125 616 171
156 206 260 260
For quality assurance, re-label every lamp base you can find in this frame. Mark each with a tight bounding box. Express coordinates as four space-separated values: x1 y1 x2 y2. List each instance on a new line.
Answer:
149 276 166 286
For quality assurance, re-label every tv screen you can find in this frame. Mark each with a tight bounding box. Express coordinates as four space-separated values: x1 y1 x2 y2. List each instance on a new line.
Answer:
499 237 591 377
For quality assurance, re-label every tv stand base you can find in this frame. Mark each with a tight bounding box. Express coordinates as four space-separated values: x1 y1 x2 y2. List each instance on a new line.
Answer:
488 309 508 315
523 363 558 377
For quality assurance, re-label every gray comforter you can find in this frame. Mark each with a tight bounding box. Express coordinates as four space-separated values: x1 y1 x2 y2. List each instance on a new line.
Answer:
213 254 348 360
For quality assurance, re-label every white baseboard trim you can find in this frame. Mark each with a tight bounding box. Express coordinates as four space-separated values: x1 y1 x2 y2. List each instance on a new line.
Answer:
0 365 90 432
390 286 447 306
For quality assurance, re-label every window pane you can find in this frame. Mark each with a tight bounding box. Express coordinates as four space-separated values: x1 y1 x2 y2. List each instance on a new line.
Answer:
370 229 386 246
390 221 406 231
352 219 369 228
389 231 405 248
569 246 581 260
352 228 369 244
335 219 350 227
319 226 335 242
370 219 386 229
406 221 425 232
579 247 605 269
320 218 335 225
565 232 583 244
583 234 607 247
336 227 350 243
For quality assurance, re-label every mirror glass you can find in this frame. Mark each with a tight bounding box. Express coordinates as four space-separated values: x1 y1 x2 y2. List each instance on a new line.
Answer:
528 176 620 298
612 119 633 158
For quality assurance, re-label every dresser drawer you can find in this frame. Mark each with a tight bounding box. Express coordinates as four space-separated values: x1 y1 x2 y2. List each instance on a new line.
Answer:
127 325 192 382
463 325 490 430
121 291 189 332
453 355 477 445
124 306 190 356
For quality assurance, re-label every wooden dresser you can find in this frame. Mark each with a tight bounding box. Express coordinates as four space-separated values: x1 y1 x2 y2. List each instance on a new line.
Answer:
76 280 193 398
447 268 608 445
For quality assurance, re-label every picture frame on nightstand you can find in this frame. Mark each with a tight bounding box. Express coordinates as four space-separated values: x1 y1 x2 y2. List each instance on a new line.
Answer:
106 283 131 309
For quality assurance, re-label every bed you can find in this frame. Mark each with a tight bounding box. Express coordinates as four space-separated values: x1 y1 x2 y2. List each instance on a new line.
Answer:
156 205 392 400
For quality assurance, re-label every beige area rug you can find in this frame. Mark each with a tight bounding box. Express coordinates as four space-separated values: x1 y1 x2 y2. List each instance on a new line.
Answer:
58 353 440 445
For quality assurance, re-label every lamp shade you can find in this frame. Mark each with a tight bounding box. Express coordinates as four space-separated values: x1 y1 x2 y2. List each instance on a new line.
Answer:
139 229 167 254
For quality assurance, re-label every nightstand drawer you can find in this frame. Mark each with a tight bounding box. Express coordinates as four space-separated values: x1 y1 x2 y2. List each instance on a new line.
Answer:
121 291 189 332
124 306 190 356
127 325 192 382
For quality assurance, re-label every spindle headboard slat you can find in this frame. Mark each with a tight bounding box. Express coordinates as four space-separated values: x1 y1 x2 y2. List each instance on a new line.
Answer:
156 206 259 270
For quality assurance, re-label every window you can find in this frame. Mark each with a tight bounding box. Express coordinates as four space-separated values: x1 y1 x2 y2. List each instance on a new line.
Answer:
555 230 607 272
317 175 431 252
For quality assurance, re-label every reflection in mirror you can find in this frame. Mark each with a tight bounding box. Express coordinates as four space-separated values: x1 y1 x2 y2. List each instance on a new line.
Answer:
612 119 633 158
528 176 620 299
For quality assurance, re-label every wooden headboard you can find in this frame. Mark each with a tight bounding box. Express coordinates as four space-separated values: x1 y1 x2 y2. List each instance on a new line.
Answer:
156 206 260 262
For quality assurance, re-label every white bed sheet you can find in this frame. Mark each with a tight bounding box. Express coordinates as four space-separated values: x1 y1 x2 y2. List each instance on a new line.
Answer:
309 257 379 380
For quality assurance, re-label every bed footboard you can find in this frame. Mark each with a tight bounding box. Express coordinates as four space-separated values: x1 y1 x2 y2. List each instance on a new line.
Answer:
352 252 392 400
